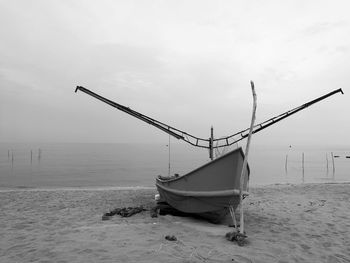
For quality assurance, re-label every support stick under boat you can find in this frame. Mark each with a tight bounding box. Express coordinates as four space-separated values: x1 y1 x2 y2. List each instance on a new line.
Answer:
239 81 257 235
229 206 237 229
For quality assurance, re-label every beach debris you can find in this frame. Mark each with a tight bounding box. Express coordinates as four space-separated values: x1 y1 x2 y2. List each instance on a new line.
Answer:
225 230 247 246
154 194 160 201
304 200 327 212
102 206 146 220
150 206 159 218
309 200 326 207
165 235 177 241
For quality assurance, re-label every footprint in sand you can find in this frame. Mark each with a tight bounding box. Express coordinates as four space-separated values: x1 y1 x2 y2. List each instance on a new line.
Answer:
323 241 332 248
290 232 300 237
299 243 311 250
231 254 254 263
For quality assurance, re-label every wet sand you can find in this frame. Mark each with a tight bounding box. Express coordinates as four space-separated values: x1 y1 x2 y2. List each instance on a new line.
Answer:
1 183 349 262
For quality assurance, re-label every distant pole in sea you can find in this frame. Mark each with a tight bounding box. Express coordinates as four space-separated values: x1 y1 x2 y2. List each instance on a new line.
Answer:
285 154 288 175
302 152 305 183
11 152 14 168
331 152 335 179
8 150 10 161
326 153 329 176
31 150 33 164
285 145 292 182
38 148 42 162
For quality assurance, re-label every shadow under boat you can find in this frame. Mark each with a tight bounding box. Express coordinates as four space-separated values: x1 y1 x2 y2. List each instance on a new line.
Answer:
155 147 249 223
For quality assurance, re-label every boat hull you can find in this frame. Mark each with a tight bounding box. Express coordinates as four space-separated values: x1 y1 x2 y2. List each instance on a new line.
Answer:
156 147 249 214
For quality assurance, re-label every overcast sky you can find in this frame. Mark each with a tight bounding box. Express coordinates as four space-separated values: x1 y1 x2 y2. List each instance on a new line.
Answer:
0 0 348 148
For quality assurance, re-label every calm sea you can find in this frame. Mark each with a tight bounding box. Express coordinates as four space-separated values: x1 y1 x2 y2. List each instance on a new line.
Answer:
0 143 349 189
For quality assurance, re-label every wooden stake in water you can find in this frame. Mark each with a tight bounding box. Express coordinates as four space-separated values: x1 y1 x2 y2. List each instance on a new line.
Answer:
285 154 288 175
302 152 305 183
331 152 335 179
239 81 257 235
11 152 14 168
8 150 10 161
285 153 289 184
31 150 33 164
38 148 42 162
326 153 329 176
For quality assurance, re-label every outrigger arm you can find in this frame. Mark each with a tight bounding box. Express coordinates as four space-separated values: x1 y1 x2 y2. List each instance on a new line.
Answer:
75 86 209 147
215 88 344 148
75 86 343 154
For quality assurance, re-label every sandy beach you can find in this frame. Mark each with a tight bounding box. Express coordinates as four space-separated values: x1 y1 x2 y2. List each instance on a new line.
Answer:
0 183 349 263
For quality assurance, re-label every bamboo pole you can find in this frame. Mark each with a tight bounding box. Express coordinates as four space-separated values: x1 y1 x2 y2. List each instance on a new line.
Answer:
239 81 257 235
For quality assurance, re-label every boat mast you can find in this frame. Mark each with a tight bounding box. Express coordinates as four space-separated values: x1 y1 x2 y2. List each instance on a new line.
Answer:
209 126 214 160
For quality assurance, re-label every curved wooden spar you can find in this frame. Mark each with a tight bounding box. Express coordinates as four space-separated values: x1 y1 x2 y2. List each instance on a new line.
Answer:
239 81 257 235
75 86 343 150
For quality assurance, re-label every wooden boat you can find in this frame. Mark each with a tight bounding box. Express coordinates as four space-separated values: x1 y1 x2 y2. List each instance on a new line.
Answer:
155 147 249 221
75 86 343 224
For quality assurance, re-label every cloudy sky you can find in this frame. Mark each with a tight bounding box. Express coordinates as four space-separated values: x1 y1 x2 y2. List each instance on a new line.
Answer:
0 0 348 147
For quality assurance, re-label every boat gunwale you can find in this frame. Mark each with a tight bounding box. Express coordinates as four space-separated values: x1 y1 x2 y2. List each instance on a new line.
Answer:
156 182 249 197
156 147 250 183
